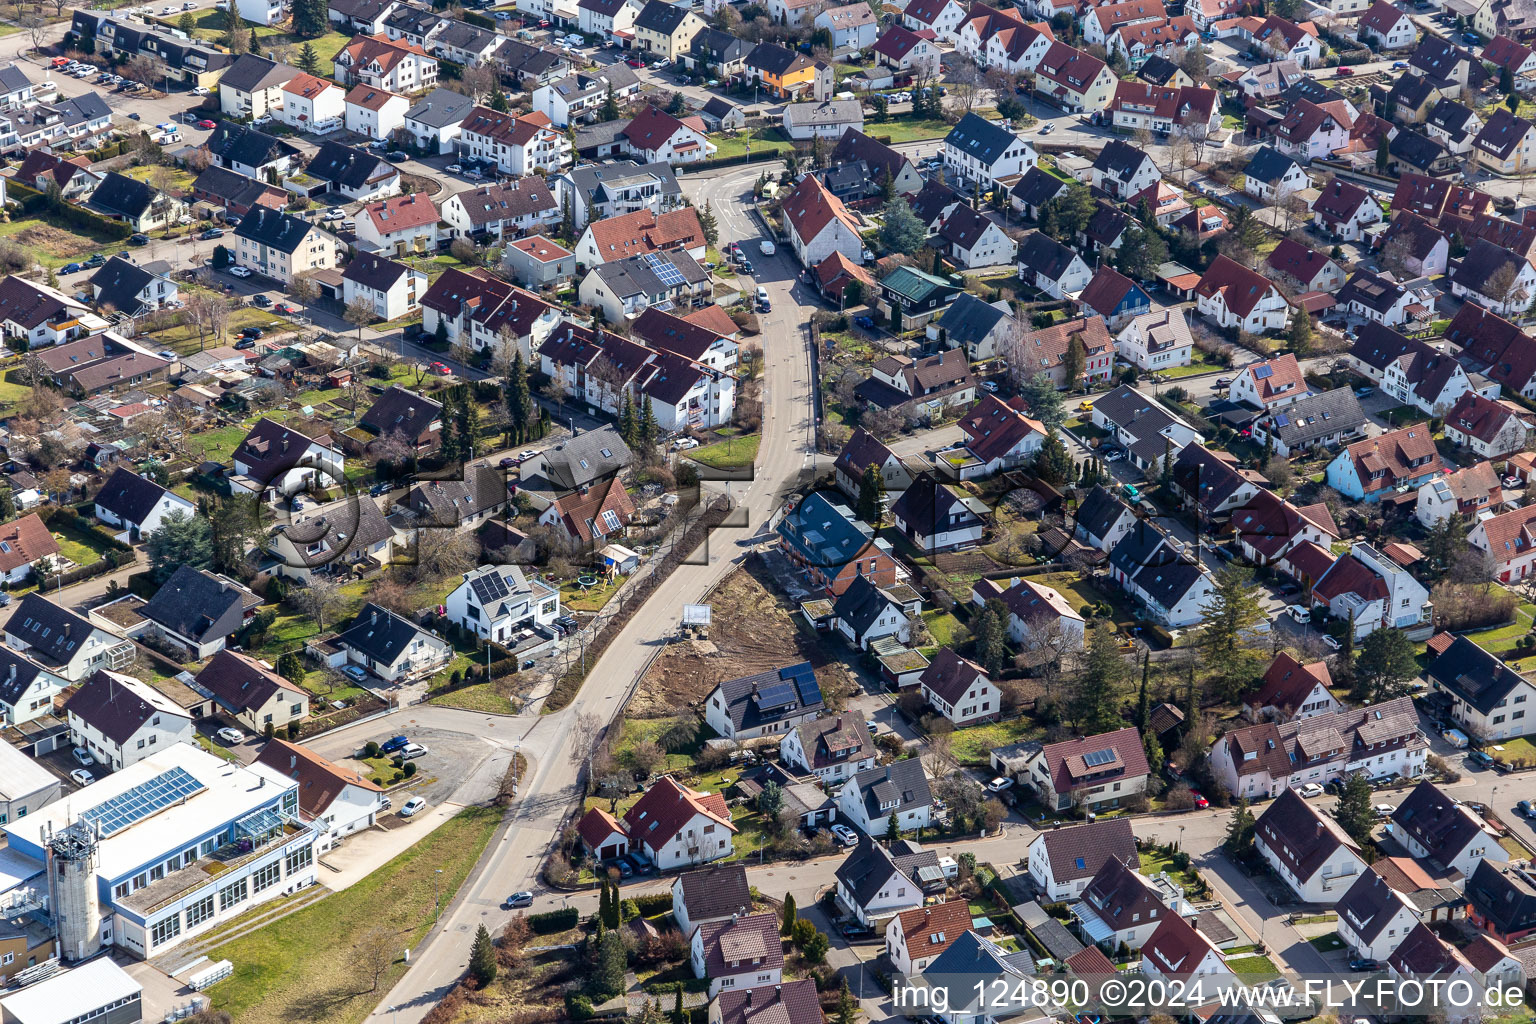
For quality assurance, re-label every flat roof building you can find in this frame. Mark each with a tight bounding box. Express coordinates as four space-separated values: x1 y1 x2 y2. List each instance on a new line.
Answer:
0 956 141 1024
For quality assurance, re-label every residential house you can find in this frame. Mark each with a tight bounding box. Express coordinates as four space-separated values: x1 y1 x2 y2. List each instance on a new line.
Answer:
1024 817 1138 901
13 150 100 202
1311 541 1433 637
1010 167 1068 220
93 469 198 545
344 83 409 140
782 173 863 269
305 141 402 203
230 416 345 498
353 190 438 257
5 593 132 681
1444 392 1528 458
1209 697 1427 798
1020 726 1150 812
1115 307 1192 370
781 714 877 782
872 24 941 76
1449 239 1536 315
278 72 346 131
777 492 898 595
901 0 966 39
1016 231 1093 301
874 266 962 331
1424 635 1536 740
1337 270 1419 328
943 112 1036 189
191 165 287 219
1353 0 1416 47
929 293 1016 361
359 384 442 452
1091 139 1161 201
443 563 558 642
816 3 877 53
0 514 56 586
1466 860 1536 943
835 834 943 927
256 738 386 851
1312 179 1383 241
971 575 1085 651
1424 98 1482 156
1033 43 1117 112
1349 323 1481 414
1243 651 1340 722
1139 912 1227 981
1195 255 1291 333
1389 128 1458 176
885 900 973 977
577 248 711 323
1416 461 1502 527
889 472 987 553
1107 520 1215 626
441 178 559 241
1325 422 1444 501
402 86 475 153
1377 211 1450 277
1109 81 1216 134
1390 780 1510 879
1483 35 1536 77
1255 788 1368 903
1446 301 1536 399
218 55 299 118
671 864 751 936
861 350 977 410
233 206 337 286
1475 109 1536 173
1336 869 1424 961
834 759 932 838
65 669 193 771
744 42 830 100
630 775 735 871
703 662 825 741
832 428 913 500
1243 146 1308 202
1170 443 1262 516
1250 15 1322 65
205 122 301 180
830 574 912 649
138 565 258 659
936 205 1016 269
88 172 186 233
1229 488 1340 567
1090 383 1201 473
1078 265 1151 330
1073 485 1136 553
505 234 576 287
918 649 998 726
1273 98 1350 162
197 649 308 735
1072 855 1176 952
633 0 706 59
330 603 451 682
343 251 427 324
949 394 1045 477
87 257 176 316
621 106 712 163
334 33 438 92
458 107 570 176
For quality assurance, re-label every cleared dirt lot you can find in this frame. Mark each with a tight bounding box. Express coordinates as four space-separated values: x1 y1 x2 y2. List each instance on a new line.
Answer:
629 564 858 718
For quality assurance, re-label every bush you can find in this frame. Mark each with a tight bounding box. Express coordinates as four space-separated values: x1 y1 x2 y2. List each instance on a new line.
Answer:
565 993 594 1021
632 892 674 915
528 906 579 933
403 761 418 777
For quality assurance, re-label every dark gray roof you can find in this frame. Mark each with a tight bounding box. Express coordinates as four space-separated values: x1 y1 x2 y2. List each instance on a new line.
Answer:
139 564 247 645
384 5 440 34
634 0 693 32
849 757 930 821
935 293 1013 350
220 54 299 93
90 172 159 219
0 644 51 710
1092 382 1181 444
1172 443 1250 513
1016 231 1082 281
746 41 805 76
207 121 300 171
436 18 497 50
278 495 394 567
343 251 410 292
1093 138 1152 180
1390 780 1487 867
1137 54 1182 85
1074 484 1132 542
360 384 441 441
404 465 507 526
1467 860 1536 938
7 593 105 669
235 206 316 255
307 140 395 189
64 670 180 743
1426 635 1529 715
592 249 707 296
1261 386 1366 446
1010 166 1067 208
709 661 824 733
547 64 640 105
923 931 1036 1011
673 864 751 922
566 160 681 206
831 574 901 637
834 835 941 906
0 62 31 94
335 602 434 665
945 112 1022 167
93 466 176 526
57 92 110 127
1245 144 1301 185
691 30 751 65
1390 127 1450 170
405 87 476 128
193 165 278 208
89 255 161 316
538 425 633 491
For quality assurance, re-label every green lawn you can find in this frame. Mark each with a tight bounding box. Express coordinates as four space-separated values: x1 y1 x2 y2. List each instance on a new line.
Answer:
0 216 135 269
609 716 714 774
872 117 965 144
145 305 293 357
921 608 963 648
0 368 31 418
1308 932 1345 951
1226 955 1281 978
122 164 197 196
686 433 760 470
157 9 352 64
950 718 1044 766
559 576 622 613
707 129 795 161
51 524 114 568
206 807 501 1024
1466 597 1536 652
1490 734 1536 767
1159 353 1227 379
186 423 255 464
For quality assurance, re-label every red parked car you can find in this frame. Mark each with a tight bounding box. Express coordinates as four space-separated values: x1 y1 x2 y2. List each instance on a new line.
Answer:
626 57 644 67
1335 66 1354 77
196 118 217 129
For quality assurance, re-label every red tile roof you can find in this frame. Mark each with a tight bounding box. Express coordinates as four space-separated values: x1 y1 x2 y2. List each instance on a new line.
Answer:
1266 238 1336 287
783 173 861 247
1195 254 1281 318
255 738 382 819
1238 353 1307 406
623 776 735 850
586 207 705 262
362 191 437 235
892 898 972 961
1339 421 1442 494
1038 726 1149 796
577 806 626 849
0 513 57 574
1244 651 1332 713
958 393 1044 464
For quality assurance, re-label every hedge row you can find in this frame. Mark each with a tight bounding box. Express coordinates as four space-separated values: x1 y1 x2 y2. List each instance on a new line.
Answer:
527 906 579 933
632 892 673 915
10 182 132 240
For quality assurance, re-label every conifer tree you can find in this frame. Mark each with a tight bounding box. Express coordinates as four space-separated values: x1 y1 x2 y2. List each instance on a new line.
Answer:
781 893 797 936
470 924 497 985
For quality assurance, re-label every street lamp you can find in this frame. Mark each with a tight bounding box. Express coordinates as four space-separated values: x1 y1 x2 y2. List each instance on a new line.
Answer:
1178 824 1186 851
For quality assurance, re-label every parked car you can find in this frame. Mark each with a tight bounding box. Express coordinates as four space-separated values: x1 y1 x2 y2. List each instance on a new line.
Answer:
228 265 253 278
70 769 94 786
380 735 410 754
1335 66 1354 76
399 797 428 817
400 742 429 759
234 338 256 350
1286 604 1311 624
196 119 217 129
251 294 272 307
1518 799 1533 818
216 727 243 744
759 239 775 256
72 747 94 766
1322 635 1342 650
831 823 859 846
1373 803 1395 817
340 663 367 682
839 920 875 939
506 891 534 908
987 776 1014 792
1349 959 1382 972
1189 789 1209 808
274 302 297 314
1469 749 1495 767
129 233 149 245
1298 783 1325 798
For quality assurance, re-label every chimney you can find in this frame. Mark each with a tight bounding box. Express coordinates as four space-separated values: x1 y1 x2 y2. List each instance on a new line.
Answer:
64 623 71 638
371 609 378 625
745 991 752 1006
6 664 12 682
290 754 297 769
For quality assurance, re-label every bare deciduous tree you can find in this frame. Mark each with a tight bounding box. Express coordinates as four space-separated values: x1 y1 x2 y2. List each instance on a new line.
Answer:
350 927 397 993
288 575 344 631
411 528 477 582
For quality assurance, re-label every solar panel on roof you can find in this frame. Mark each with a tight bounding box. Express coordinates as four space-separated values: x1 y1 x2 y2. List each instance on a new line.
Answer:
643 251 686 287
470 571 510 603
754 680 800 710
1082 748 1117 767
80 766 205 837
1275 413 1289 427
1253 365 1274 380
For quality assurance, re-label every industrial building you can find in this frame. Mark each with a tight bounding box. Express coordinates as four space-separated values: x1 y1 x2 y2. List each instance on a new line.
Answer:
0 745 319 961
0 956 142 1024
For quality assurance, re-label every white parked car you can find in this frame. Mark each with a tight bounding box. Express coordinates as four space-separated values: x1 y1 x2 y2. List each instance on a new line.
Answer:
215 726 243 744
830 824 858 846
70 768 94 786
987 777 1014 792
759 239 775 256
1285 604 1310 624
446 163 463 173
72 747 95 766
1374 803 1395 817
401 742 429 759
228 265 253 278
400 797 428 817
1298 783 1325 798
1322 634 1342 650
191 85 209 95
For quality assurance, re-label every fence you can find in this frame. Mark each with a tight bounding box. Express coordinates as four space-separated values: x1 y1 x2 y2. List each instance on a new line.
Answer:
544 492 733 712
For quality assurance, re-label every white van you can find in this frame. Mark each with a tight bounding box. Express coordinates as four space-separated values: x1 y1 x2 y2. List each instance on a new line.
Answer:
155 128 183 144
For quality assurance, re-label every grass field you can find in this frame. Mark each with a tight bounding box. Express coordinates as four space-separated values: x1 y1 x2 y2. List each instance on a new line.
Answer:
158 9 353 64
686 433 760 469
206 806 500 1024
1226 955 1280 978
706 129 795 161
428 681 515 714
559 575 621 613
0 217 134 269
871 117 964 144
123 164 197 196
949 717 1043 766
1159 353 1227 379
51 524 114 569
1308 932 1345 951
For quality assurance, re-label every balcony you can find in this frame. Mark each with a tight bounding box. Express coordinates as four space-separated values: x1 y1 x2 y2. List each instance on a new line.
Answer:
118 816 315 916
